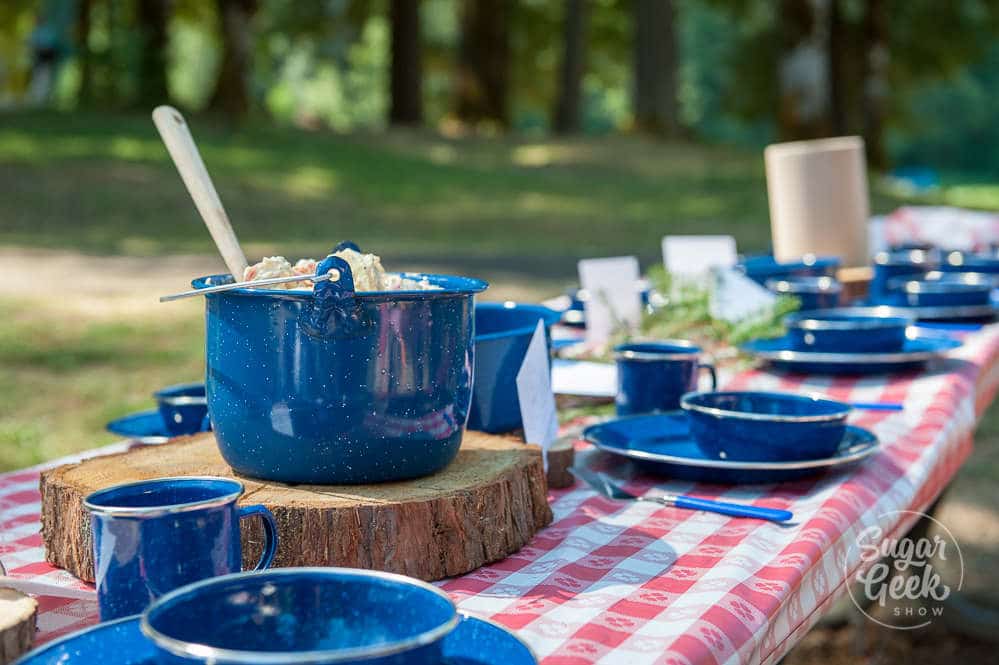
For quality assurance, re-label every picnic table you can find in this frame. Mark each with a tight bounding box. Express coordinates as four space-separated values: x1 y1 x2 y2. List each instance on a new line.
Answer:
2 322 998 664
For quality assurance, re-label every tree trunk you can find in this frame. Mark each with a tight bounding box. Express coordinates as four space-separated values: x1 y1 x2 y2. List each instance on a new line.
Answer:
455 0 509 128
632 0 679 136
776 0 839 141
861 0 889 170
827 0 846 135
553 0 588 134
389 0 423 126
75 0 93 105
136 0 171 107
208 0 258 118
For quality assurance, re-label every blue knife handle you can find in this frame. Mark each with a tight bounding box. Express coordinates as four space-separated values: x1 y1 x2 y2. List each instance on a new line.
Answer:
849 401 904 411
672 495 793 522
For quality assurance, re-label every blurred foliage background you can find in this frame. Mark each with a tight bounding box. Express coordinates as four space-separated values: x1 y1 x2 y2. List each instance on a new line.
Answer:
1 0 998 173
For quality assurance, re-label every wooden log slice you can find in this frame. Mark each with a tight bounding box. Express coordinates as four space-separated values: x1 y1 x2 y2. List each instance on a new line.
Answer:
0 588 36 664
41 432 552 584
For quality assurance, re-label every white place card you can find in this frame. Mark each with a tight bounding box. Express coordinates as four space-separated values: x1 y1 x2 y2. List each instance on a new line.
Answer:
578 256 642 344
550 359 617 398
709 266 777 323
662 235 737 279
516 321 559 469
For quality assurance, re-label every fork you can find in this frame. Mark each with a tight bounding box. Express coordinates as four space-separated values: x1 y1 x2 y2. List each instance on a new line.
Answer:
571 467 793 523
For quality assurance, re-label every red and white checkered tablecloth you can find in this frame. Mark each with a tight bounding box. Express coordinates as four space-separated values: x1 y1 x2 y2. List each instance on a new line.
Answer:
3 326 999 664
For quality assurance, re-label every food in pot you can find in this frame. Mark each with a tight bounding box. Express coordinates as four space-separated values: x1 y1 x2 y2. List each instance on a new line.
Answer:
243 248 437 291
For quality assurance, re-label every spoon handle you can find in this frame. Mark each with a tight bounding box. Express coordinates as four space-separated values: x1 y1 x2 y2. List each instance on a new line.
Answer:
152 106 248 280
159 272 334 302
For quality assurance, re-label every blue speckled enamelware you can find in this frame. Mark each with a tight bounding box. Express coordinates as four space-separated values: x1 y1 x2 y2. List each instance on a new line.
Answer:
106 410 174 443
614 341 716 416
765 276 842 309
140 569 463 665
583 412 878 484
467 303 561 433
884 271 993 308
12 612 537 665
783 308 914 352
154 383 207 436
871 249 934 300
680 391 851 462
736 254 840 285
195 253 487 485
938 250 999 274
84 477 277 621
741 334 961 374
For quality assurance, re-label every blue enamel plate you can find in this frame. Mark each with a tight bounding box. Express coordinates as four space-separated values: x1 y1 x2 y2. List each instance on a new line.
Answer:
741 335 961 374
583 412 879 484
104 410 173 444
852 300 999 322
13 614 537 665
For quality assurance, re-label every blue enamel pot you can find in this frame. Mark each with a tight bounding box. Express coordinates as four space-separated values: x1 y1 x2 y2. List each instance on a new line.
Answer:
140 568 459 665
870 249 934 301
885 271 993 307
765 276 842 310
154 383 208 436
614 341 717 416
467 303 561 433
681 391 851 462
737 254 840 285
783 308 914 353
195 254 487 485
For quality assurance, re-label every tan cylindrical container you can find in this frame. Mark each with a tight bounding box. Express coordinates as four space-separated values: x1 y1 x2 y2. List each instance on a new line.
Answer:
764 136 870 268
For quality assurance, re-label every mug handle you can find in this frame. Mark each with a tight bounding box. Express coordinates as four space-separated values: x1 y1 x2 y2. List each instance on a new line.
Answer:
698 362 717 390
238 504 278 570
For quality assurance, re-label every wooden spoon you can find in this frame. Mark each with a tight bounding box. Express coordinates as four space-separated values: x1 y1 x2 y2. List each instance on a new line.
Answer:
152 105 249 280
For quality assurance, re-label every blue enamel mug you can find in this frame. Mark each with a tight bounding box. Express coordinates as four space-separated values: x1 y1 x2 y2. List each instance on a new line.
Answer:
84 477 278 621
141 568 459 665
154 383 208 436
467 302 562 433
614 341 717 416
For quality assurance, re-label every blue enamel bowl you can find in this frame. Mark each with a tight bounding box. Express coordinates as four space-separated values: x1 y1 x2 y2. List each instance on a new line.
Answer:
737 254 840 285
783 308 914 353
885 271 993 308
154 383 207 436
467 303 561 433
870 249 934 301
195 256 487 485
765 276 842 310
140 568 459 665
681 391 852 462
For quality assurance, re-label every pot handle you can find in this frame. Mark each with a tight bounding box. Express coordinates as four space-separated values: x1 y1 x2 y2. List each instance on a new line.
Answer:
301 255 364 338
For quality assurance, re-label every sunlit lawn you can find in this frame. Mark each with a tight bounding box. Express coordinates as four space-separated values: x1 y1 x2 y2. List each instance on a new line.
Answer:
0 110 994 471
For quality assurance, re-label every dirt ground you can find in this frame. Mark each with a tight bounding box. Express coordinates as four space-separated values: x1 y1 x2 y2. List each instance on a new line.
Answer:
3 248 998 663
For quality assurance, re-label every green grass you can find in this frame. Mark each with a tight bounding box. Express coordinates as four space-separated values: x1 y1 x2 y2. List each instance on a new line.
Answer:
0 110 916 275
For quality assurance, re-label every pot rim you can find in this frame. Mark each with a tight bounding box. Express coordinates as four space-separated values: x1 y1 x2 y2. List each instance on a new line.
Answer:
140 568 460 665
192 273 488 300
